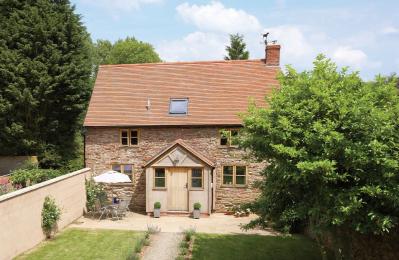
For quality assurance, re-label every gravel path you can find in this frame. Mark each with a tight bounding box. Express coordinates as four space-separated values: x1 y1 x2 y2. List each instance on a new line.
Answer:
142 232 182 260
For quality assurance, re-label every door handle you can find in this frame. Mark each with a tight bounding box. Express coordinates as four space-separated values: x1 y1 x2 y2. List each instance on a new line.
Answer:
185 183 188 188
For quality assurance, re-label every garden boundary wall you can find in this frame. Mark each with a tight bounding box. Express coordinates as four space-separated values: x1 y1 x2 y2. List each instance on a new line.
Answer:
0 168 90 260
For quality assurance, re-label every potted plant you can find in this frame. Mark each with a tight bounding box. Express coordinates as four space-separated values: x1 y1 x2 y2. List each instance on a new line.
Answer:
193 202 201 219
154 202 161 218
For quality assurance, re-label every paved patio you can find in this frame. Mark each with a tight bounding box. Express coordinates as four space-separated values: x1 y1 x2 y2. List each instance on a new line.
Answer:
70 212 277 235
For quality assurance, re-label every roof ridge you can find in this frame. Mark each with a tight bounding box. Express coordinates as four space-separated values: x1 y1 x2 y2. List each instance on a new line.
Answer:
99 59 265 68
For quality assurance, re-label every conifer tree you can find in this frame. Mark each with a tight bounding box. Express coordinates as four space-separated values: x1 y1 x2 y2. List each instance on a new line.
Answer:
0 0 92 167
224 33 250 60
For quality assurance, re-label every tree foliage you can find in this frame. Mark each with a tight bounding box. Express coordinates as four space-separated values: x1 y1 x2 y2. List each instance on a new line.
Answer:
92 37 161 72
0 0 92 167
224 33 249 60
242 55 399 238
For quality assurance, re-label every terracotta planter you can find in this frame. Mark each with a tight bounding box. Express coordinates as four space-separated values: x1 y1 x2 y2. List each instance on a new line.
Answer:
193 209 200 219
154 208 160 218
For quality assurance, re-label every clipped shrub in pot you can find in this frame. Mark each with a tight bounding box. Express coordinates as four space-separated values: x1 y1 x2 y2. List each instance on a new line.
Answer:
154 202 161 218
193 202 201 219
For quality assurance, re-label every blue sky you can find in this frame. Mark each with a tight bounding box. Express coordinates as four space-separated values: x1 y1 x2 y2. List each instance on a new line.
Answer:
71 0 399 79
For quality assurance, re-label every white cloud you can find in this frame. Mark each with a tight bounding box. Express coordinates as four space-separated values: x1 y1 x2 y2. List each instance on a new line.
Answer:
157 32 228 61
176 1 261 33
81 0 162 12
263 25 314 59
332 46 380 69
382 26 399 35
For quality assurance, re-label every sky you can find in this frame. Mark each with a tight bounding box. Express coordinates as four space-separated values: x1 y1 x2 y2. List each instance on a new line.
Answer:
70 0 399 79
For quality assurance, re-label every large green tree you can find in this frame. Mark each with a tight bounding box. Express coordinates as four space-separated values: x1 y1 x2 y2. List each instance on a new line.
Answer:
224 33 249 60
0 0 92 167
242 56 399 256
92 37 161 69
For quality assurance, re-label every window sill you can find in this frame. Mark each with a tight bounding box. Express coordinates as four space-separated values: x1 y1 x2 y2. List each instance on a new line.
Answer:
218 145 239 149
152 188 167 191
220 185 248 188
189 188 204 191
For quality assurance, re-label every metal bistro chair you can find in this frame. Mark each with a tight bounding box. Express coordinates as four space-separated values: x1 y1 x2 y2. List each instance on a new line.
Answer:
113 198 131 220
93 199 110 220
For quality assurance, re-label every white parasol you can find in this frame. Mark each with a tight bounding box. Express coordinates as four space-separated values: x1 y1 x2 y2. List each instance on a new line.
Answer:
93 170 131 183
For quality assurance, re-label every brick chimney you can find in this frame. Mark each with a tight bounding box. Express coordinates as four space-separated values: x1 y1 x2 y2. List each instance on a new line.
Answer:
265 44 281 66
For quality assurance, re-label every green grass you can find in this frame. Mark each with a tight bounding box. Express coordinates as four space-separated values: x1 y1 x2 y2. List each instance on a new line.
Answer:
15 228 144 260
191 234 322 260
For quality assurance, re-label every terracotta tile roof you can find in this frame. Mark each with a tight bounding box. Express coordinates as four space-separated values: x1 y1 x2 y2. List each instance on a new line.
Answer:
84 59 279 127
144 139 215 168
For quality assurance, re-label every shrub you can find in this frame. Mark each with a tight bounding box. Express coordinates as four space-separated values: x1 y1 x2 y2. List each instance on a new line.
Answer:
241 55 399 257
154 201 161 209
147 224 161 234
183 227 196 242
41 196 61 238
10 168 62 187
85 179 107 212
193 202 201 210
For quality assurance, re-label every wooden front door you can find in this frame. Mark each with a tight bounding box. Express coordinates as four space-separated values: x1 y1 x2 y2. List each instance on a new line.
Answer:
167 168 188 211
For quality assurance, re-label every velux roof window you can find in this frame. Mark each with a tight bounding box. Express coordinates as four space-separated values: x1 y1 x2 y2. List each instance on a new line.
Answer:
169 98 188 115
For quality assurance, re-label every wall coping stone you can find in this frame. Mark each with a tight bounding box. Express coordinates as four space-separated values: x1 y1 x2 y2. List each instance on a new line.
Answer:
0 168 91 203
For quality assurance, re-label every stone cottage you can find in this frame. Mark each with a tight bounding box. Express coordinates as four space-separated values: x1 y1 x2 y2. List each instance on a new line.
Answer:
84 43 281 215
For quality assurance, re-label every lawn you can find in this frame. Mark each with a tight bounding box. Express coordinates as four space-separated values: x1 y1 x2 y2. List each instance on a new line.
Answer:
16 228 143 260
191 234 322 260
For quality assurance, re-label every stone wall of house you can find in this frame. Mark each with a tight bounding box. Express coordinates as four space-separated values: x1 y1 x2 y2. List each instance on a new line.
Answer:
85 126 264 212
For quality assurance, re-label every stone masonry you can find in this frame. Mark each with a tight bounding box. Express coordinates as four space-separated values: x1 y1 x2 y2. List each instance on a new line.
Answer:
85 126 264 212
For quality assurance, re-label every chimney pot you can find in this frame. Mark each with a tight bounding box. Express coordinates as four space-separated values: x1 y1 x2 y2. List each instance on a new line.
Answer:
265 44 281 66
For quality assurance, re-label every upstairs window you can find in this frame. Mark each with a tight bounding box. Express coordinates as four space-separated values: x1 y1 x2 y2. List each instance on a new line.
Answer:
220 129 240 146
120 129 139 146
169 98 188 115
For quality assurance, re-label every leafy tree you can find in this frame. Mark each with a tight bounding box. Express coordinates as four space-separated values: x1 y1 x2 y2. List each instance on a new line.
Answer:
224 33 249 60
241 55 399 255
92 37 161 72
0 0 92 168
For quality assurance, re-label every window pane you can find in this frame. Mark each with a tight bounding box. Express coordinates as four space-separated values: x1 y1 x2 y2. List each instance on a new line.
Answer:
236 166 246 176
131 137 138 145
192 168 202 178
169 99 188 114
223 175 233 185
155 168 165 177
121 138 128 145
155 178 165 187
231 130 239 145
220 130 229 145
121 130 128 137
112 165 121 172
220 137 228 145
236 176 246 185
192 178 202 188
130 130 138 137
124 165 133 174
223 166 233 175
